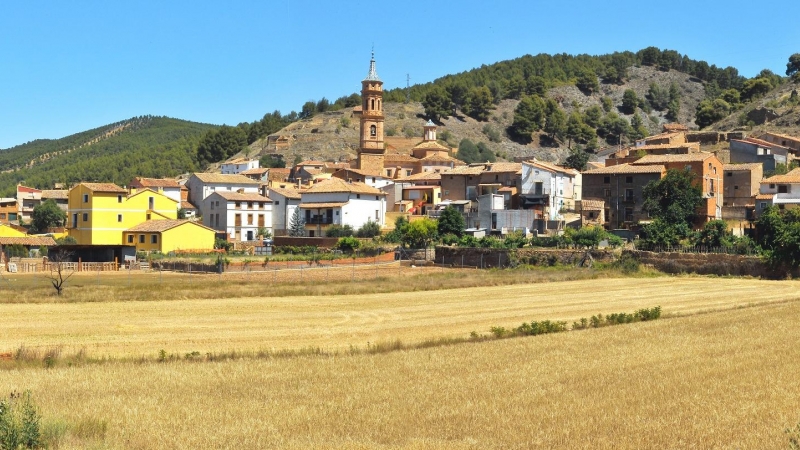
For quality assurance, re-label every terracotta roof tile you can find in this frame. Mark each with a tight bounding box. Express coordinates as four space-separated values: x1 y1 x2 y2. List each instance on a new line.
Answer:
80 183 127 193
524 160 579 176
41 190 69 200
299 202 349 209
268 186 302 200
210 191 272 202
756 194 774 200
191 173 261 185
395 171 442 182
304 178 384 195
633 153 716 164
741 137 790 149
762 168 800 184
0 236 57 246
442 165 485 176
131 177 181 188
723 163 762 171
239 168 269 175
127 219 216 233
583 163 666 175
486 162 522 173
268 168 291 181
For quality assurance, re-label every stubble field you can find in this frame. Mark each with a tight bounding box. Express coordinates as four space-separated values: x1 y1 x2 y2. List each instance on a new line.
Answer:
2 268 800 448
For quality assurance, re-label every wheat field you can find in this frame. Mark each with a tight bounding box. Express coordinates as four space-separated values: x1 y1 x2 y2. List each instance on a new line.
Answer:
3 273 800 448
2 276 799 358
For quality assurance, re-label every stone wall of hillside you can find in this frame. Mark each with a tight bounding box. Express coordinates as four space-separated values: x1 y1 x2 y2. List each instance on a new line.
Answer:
435 247 615 268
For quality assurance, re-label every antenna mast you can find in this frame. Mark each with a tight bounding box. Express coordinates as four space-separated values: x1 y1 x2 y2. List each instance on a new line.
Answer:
406 74 411 103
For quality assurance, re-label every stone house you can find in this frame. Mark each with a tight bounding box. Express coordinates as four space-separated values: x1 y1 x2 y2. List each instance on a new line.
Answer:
582 163 666 228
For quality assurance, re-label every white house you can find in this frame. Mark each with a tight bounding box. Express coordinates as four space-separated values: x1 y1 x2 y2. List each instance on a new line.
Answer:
521 159 581 221
298 177 386 237
202 191 273 241
266 186 302 235
185 173 261 220
220 158 260 175
756 167 800 216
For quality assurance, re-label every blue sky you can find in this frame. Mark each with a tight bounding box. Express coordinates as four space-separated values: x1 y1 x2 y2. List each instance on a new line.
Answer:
1 0 799 149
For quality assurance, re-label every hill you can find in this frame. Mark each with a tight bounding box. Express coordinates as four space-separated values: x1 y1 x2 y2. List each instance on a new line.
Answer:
248 65 708 165
0 116 216 196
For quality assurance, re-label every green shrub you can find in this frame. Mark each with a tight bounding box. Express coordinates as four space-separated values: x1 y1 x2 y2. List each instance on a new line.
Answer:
440 233 459 246
214 238 232 252
326 224 353 238
355 220 381 238
458 235 478 247
0 391 41 450
336 236 361 253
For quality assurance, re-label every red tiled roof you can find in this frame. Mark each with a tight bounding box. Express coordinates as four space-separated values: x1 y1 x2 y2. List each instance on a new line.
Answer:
80 183 127 193
583 163 665 175
762 168 800 184
210 191 272 202
0 236 57 246
131 177 181 188
268 186 302 200
304 178 384 195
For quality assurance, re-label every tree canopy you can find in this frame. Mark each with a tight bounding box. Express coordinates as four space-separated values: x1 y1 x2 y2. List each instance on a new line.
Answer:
31 199 66 233
437 206 466 237
642 169 702 229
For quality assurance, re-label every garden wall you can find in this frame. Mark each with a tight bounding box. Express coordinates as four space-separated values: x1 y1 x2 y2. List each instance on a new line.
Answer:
625 250 794 278
435 247 615 268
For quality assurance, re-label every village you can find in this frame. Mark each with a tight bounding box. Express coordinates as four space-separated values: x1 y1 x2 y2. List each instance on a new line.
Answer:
2 55 800 271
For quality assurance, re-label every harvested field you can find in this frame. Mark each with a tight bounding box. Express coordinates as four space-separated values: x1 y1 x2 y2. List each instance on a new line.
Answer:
2 298 800 449
2 276 799 358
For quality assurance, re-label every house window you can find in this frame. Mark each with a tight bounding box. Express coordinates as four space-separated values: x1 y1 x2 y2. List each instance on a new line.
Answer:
727 172 733 177
625 176 633 184
603 188 611 198
375 210 379 220
406 170 412 176
127 235 134 244
778 185 790 194
151 235 158 244
624 207 633 222
734 185 739 190
148 197 154 210
375 195 379 200
770 184 776 189
356 194 361 199
709 179 715 194
118 195 123 203
588 212 595 219
235 202 241 209
211 201 214 210
247 214 253 225
386 170 391 177
275 201 280 205
761 202 767 209
82 213 88 222
603 176 610 184
146 213 152 220
371 177 376 183
685 165 692 171
624 189 634 201
139 235 145 243
370 125 376 136
117 214 123 222
248 202 253 209
0 213 4 220
83 194 89 203
72 213 78 228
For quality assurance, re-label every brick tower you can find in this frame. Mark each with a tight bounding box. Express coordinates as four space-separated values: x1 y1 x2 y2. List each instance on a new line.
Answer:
356 51 386 175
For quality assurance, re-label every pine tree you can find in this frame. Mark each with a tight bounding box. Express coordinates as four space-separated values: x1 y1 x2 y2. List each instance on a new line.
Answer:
289 208 306 237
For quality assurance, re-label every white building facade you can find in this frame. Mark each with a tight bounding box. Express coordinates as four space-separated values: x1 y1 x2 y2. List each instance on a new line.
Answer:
202 191 273 241
521 160 581 221
299 178 386 237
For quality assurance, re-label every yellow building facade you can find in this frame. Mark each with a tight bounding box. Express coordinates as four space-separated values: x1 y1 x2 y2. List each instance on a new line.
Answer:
68 183 178 245
122 220 216 253
0 224 27 238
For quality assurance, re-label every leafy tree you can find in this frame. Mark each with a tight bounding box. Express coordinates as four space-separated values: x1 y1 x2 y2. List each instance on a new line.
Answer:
526 76 547 96
446 81 470 114
399 218 438 249
506 75 526 99
315 97 330 113
563 147 590 171
629 113 648 141
576 69 599 94
463 86 494 121
640 218 682 247
437 206 466 237
565 112 585 149
544 101 567 141
786 53 800 77
55 236 77 245
476 142 496 163
646 83 669 111
583 105 603 128
423 86 451 122
456 139 479 164
572 226 608 249
604 53 630 84
691 220 734 248
509 95 546 141
695 98 731 129
259 154 285 168
756 207 800 268
299 101 316 119
601 96 614 113
196 125 248 166
621 89 640 114
31 199 66 233
642 169 702 229
355 220 381 238
741 77 773 102
289 208 305 237
336 236 361 253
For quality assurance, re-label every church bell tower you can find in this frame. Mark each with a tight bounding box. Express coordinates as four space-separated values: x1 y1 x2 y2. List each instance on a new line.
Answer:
356 51 386 175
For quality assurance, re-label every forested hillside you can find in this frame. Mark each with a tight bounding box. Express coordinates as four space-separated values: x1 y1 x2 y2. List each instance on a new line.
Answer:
0 116 216 196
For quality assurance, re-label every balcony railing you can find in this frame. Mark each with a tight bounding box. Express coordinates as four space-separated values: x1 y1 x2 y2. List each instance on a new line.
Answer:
306 217 334 225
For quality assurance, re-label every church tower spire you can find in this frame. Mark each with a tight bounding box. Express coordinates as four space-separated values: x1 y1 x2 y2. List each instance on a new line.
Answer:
356 51 385 175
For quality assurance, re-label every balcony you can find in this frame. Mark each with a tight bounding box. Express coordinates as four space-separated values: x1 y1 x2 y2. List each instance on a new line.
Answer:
306 216 334 225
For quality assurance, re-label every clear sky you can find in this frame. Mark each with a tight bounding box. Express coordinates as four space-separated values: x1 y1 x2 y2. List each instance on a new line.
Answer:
1 0 799 149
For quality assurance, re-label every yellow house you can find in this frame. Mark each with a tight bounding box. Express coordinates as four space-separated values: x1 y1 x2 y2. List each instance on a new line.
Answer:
122 219 216 253
68 183 178 245
0 223 27 238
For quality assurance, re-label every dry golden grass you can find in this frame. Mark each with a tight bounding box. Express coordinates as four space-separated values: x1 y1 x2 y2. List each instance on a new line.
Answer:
2 299 800 449
3 277 799 359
